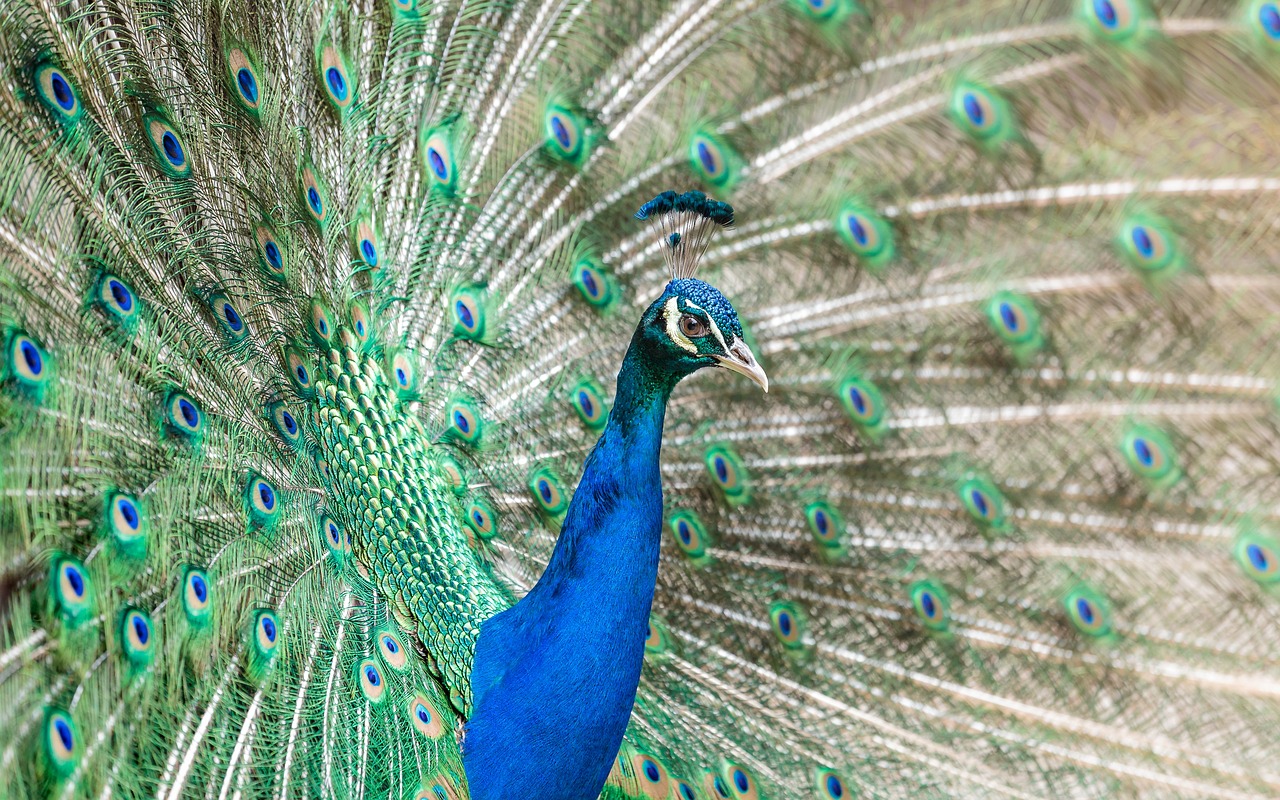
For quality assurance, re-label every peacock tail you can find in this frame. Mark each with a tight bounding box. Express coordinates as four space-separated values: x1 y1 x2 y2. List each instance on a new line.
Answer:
2 0 1279 796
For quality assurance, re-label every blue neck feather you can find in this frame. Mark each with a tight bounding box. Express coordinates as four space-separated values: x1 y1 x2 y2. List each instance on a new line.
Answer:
464 335 679 800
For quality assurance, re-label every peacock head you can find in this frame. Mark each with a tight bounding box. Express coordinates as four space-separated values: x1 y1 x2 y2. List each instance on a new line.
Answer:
635 278 767 392
632 191 767 392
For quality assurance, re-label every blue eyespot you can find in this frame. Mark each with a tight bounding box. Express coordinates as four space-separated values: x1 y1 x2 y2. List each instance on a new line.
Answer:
21 340 41 374
777 611 792 636
307 187 321 214
50 73 73 110
1064 585 1111 636
326 67 347 100
963 93 984 125
813 509 829 535
734 769 748 793
117 496 139 529
680 784 696 800
108 280 132 311
581 268 599 297
714 776 730 797
1094 0 1117 28
678 521 692 544
237 68 257 103
65 564 84 597
1132 225 1153 258
999 302 1018 332
223 302 242 331
455 300 473 329
644 759 660 782
827 775 844 798
264 241 281 269
1262 3 1280 38
714 456 728 482
552 116 570 148
364 665 379 685
259 483 275 510
911 580 950 631
360 239 377 266
578 391 593 416
55 717 72 750
132 614 149 643
191 573 207 602
262 616 276 642
162 132 183 165
428 148 447 180
539 479 552 503
179 399 197 426
453 410 469 433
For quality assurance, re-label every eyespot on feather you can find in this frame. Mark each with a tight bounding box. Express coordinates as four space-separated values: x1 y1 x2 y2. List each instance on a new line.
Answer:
450 287 487 339
569 379 608 429
1235 530 1280 584
50 555 93 623
93 273 141 331
632 752 671 799
688 131 739 189
422 126 458 196
42 708 79 776
299 163 331 227
226 46 263 114
528 468 568 517
284 345 316 397
544 104 588 163
4 329 54 399
318 42 356 112
121 607 157 667
33 61 83 126
446 397 483 445
910 579 950 632
704 445 750 505
836 203 895 268
668 509 710 561
105 491 147 559
465 499 498 541
805 501 845 555
408 692 446 739
256 223 287 281
356 658 386 703
813 767 849 800
572 258 616 309
143 113 192 177
377 629 409 671
769 600 807 650
163 390 204 442
246 473 282 529
1064 584 1111 636
181 567 213 626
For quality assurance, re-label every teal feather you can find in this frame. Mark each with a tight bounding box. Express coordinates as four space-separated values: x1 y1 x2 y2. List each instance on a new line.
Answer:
2 0 1280 798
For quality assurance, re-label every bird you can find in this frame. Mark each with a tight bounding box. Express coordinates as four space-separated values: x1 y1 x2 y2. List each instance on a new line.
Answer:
2 0 1280 796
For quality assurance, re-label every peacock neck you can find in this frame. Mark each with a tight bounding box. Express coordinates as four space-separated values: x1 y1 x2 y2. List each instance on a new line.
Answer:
532 339 677 594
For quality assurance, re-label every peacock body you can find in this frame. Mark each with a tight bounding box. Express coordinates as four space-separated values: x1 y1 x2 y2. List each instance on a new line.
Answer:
1 0 1279 797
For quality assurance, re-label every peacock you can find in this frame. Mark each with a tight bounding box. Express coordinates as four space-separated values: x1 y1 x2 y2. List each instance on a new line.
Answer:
3 0 1280 796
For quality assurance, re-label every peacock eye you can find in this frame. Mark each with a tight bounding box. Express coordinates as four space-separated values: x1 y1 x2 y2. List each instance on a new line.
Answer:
679 315 706 338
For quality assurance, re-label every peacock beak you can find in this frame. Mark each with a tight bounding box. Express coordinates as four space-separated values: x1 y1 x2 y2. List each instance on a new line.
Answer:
713 336 769 393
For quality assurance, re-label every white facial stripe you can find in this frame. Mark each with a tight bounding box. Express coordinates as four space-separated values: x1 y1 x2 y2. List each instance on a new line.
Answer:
664 297 698 354
704 314 730 354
